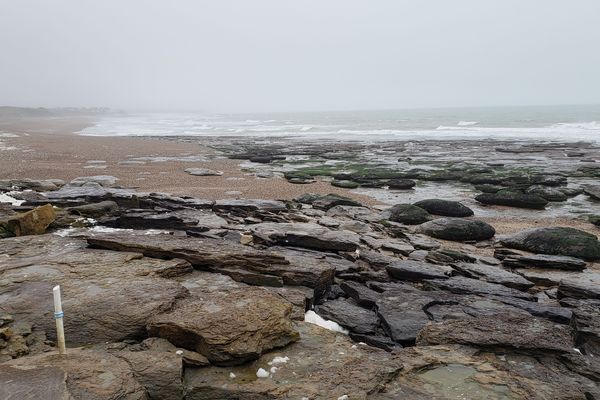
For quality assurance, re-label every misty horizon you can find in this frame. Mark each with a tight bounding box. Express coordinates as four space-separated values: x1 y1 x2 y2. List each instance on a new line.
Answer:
2 0 599 113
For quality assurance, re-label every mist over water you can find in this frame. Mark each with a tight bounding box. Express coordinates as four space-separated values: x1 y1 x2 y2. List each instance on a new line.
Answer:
80 105 600 142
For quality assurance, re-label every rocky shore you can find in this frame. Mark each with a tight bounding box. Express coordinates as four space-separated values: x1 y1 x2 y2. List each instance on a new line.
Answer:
1 175 599 399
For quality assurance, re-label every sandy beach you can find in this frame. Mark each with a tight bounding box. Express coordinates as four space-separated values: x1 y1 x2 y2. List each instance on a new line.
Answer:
0 116 380 204
1 115 597 237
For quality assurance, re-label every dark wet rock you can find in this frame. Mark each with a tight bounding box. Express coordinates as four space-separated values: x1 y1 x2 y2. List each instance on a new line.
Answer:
311 193 362 210
583 185 600 200
28 185 112 207
88 232 336 301
386 260 449 281
406 234 442 250
489 295 572 324
0 349 147 399
375 284 532 345
560 187 584 197
417 313 573 353
360 235 414 255
424 276 535 300
589 215 600 227
348 333 399 351
413 199 474 217
184 168 223 176
148 287 299 366
451 262 535 290
531 174 568 187
385 204 431 225
283 171 315 184
431 248 477 263
183 323 403 399
213 199 287 213
325 284 345 300
315 298 379 334
474 184 503 193
526 185 568 202
340 281 381 308
250 222 360 251
1 204 55 237
387 178 416 189
67 200 119 217
475 189 548 209
500 227 600 260
108 209 227 231
501 253 588 271
558 275 600 300
249 155 284 163
139 193 214 211
418 217 495 242
560 298 600 357
331 179 359 189
375 286 438 345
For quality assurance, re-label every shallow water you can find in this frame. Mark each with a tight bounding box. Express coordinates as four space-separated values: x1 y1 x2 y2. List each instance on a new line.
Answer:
417 364 513 400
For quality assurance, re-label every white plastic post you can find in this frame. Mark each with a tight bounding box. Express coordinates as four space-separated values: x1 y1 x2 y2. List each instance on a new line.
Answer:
53 285 67 355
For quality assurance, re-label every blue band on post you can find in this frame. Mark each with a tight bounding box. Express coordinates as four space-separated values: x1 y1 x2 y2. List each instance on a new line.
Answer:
54 311 64 319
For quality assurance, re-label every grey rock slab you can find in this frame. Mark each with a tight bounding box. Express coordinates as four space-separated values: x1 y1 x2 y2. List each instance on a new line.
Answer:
451 262 535 290
250 222 360 251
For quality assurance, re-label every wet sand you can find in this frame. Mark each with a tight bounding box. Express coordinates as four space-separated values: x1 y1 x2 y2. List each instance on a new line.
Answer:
0 116 379 204
0 116 597 236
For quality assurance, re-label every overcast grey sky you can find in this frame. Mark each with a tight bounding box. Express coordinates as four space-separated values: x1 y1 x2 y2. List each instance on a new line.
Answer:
1 1 599 112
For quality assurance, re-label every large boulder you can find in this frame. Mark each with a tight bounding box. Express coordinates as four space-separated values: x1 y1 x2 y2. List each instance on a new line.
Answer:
475 189 548 209
418 217 495 241
3 204 55 236
526 185 568 202
413 199 474 217
147 287 299 366
387 179 416 190
386 204 431 225
500 227 600 261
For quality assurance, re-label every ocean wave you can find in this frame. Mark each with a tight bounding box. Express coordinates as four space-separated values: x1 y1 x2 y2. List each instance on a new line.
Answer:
78 114 600 143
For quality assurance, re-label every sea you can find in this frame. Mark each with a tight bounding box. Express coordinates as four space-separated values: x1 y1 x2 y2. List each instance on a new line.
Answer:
78 104 600 142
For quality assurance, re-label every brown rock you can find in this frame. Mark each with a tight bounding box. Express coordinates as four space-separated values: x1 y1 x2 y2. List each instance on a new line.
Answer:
148 287 299 366
5 204 55 236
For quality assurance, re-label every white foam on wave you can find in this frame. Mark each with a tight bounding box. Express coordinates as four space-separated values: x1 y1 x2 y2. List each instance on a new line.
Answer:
78 113 600 143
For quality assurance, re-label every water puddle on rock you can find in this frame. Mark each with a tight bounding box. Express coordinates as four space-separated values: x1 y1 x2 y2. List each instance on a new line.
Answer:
417 364 513 400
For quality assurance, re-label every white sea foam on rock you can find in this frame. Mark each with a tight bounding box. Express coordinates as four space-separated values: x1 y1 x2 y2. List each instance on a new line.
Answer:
304 311 349 334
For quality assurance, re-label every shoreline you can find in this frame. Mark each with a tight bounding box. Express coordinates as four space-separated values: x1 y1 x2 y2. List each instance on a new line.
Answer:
1 115 599 236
